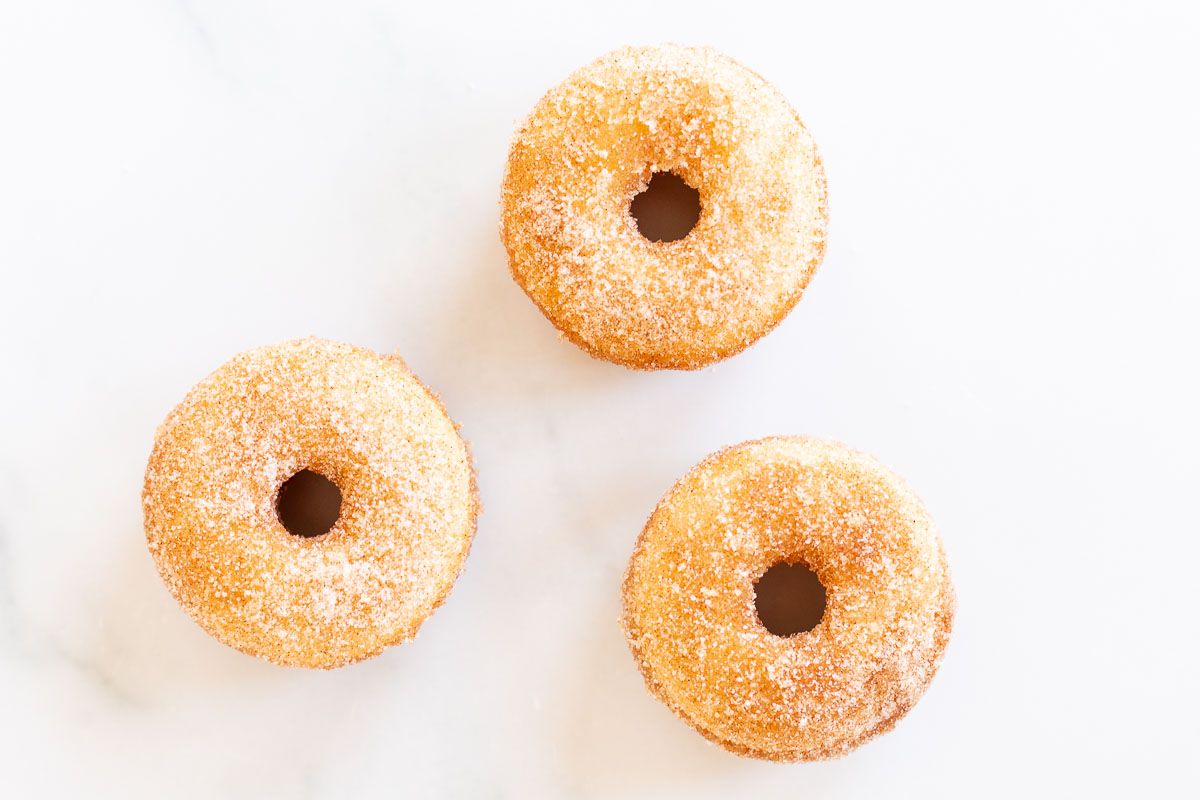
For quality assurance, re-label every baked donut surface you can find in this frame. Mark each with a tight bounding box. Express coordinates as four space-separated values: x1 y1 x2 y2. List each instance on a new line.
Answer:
143 338 478 669
622 437 954 760
501 44 828 370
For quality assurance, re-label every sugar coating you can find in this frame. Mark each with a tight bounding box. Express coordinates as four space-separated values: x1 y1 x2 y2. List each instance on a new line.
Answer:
142 338 479 669
622 437 955 761
500 44 829 370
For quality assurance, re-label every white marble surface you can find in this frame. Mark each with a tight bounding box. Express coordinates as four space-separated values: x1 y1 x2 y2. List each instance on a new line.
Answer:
2 1 1198 797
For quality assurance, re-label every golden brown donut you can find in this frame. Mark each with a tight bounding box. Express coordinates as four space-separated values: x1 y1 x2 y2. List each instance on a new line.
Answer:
501 44 828 370
142 338 478 669
622 437 954 760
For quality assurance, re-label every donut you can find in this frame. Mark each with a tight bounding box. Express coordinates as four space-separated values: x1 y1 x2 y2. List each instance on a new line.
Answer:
142 338 478 669
500 44 828 370
621 437 954 760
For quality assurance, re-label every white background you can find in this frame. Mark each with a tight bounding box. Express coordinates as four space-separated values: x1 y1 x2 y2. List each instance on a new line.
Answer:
2 1 1198 797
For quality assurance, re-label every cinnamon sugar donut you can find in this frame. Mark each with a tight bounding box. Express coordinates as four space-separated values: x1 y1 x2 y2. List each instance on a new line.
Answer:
622 437 954 760
500 44 828 370
142 338 478 669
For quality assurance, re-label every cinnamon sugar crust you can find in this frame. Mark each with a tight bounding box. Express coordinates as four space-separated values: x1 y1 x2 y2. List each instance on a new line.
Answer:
142 338 479 669
501 44 828 370
622 437 954 760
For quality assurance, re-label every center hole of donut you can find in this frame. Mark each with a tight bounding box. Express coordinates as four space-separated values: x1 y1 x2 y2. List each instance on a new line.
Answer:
754 562 827 637
630 171 701 242
276 469 342 538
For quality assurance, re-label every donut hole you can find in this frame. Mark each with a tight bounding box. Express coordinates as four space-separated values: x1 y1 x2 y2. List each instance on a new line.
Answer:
276 469 342 538
754 561 827 637
630 171 701 242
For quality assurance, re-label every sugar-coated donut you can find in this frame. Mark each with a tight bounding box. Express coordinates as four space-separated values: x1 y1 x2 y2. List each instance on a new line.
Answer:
143 338 478 669
622 437 954 760
501 44 828 370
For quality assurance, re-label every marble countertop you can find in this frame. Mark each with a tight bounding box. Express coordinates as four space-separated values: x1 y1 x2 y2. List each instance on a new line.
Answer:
2 1 1197 797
